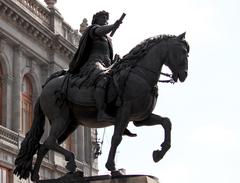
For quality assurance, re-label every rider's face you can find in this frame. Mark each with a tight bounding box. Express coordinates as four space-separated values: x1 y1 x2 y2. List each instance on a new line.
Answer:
96 15 108 26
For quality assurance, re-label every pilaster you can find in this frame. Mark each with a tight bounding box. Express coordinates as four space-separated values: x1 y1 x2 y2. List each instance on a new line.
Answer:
11 45 23 132
0 38 13 129
77 126 85 162
47 49 57 74
84 127 93 175
2 75 13 129
48 7 63 35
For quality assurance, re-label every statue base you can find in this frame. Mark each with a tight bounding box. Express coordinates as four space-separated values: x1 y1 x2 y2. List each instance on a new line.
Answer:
37 171 159 183
85 174 159 183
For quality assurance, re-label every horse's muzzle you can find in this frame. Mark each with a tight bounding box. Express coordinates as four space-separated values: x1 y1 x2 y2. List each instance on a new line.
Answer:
178 70 188 82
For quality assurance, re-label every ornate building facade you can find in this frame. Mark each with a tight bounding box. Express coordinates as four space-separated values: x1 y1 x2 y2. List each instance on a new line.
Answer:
0 0 98 182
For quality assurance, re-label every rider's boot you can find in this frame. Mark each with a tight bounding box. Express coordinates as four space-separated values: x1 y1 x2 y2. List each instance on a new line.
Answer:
95 77 114 122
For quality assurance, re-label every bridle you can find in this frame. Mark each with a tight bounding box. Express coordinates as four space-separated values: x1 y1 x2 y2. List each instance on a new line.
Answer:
135 39 188 84
159 72 175 84
136 64 175 84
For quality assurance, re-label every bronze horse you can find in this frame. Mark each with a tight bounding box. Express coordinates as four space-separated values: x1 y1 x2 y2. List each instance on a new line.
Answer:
14 33 189 181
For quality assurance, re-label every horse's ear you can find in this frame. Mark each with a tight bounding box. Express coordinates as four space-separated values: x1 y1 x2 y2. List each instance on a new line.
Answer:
177 32 186 40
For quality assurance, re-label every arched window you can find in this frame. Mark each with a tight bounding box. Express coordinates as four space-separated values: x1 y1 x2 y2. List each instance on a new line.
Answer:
21 75 33 134
0 65 2 125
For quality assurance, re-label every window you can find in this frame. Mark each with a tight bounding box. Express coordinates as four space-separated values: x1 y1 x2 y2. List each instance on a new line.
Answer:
0 166 9 183
0 65 2 124
21 75 33 134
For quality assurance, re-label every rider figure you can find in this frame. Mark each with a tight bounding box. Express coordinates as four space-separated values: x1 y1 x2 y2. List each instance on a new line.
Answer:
68 11 121 122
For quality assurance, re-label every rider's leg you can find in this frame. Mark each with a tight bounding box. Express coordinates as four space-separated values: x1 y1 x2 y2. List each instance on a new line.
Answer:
95 76 113 121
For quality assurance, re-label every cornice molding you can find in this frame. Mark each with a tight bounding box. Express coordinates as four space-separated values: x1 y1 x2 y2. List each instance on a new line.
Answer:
0 0 77 60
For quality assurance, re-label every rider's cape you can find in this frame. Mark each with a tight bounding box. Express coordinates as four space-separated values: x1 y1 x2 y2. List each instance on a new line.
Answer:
68 25 113 74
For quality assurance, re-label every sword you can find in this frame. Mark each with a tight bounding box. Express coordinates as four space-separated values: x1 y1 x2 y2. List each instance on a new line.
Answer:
110 13 126 37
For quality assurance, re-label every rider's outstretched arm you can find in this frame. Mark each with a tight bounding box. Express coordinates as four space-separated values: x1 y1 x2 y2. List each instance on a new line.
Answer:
94 20 121 36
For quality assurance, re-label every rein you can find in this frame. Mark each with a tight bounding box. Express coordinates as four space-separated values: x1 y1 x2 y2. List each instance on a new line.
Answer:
159 72 175 84
136 65 175 84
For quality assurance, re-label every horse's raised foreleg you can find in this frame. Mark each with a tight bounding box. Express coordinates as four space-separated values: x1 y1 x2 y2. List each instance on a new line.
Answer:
133 113 172 162
105 102 131 176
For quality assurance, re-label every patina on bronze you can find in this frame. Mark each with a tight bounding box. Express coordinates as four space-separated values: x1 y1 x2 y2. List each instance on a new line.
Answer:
13 10 190 182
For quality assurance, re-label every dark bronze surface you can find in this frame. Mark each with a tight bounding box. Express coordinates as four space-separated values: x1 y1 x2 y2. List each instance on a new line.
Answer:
14 11 189 181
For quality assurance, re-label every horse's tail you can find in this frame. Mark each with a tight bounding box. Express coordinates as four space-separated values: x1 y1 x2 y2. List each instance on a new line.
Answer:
14 98 45 180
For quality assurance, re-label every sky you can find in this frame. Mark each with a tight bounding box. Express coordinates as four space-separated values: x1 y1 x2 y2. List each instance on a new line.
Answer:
38 0 240 182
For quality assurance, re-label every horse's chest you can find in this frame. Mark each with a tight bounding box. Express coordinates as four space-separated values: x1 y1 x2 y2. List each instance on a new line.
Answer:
130 94 157 121
124 73 151 101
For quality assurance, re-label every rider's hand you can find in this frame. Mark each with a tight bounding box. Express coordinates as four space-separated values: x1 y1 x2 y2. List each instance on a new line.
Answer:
113 20 122 29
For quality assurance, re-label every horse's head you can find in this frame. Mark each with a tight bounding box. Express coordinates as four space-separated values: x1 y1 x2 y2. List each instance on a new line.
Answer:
164 33 189 82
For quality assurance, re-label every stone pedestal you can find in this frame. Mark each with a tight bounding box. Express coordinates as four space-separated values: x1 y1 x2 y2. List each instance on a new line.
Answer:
86 175 159 183
37 171 159 183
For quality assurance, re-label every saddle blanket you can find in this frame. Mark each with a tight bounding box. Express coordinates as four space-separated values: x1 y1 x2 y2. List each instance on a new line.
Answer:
67 86 96 106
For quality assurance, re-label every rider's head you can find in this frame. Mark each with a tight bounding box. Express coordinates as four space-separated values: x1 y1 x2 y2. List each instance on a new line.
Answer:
92 10 109 26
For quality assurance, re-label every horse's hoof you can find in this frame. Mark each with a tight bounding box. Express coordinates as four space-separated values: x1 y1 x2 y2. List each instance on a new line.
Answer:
111 169 126 177
105 162 115 171
152 150 164 162
66 161 77 172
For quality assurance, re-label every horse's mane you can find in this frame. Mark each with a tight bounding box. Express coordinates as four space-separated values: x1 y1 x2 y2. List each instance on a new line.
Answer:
112 34 176 72
123 34 176 60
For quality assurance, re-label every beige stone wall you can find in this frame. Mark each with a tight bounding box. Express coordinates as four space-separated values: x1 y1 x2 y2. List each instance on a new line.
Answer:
0 0 98 182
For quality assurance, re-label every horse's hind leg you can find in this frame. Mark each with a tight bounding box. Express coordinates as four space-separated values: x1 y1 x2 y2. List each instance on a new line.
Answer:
32 120 78 181
31 144 49 181
43 117 77 172
133 113 172 162
57 121 78 171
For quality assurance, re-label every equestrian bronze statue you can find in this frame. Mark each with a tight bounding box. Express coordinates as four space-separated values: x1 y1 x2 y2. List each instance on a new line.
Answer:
14 11 190 182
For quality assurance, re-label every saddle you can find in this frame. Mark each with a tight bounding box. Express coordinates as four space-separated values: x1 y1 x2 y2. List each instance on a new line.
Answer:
46 70 137 137
66 65 131 107
66 77 137 137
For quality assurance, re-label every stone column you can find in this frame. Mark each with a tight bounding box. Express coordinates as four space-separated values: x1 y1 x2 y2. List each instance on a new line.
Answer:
0 38 13 128
3 75 13 129
77 126 85 163
45 0 63 35
84 127 93 176
11 45 22 132
84 127 91 164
